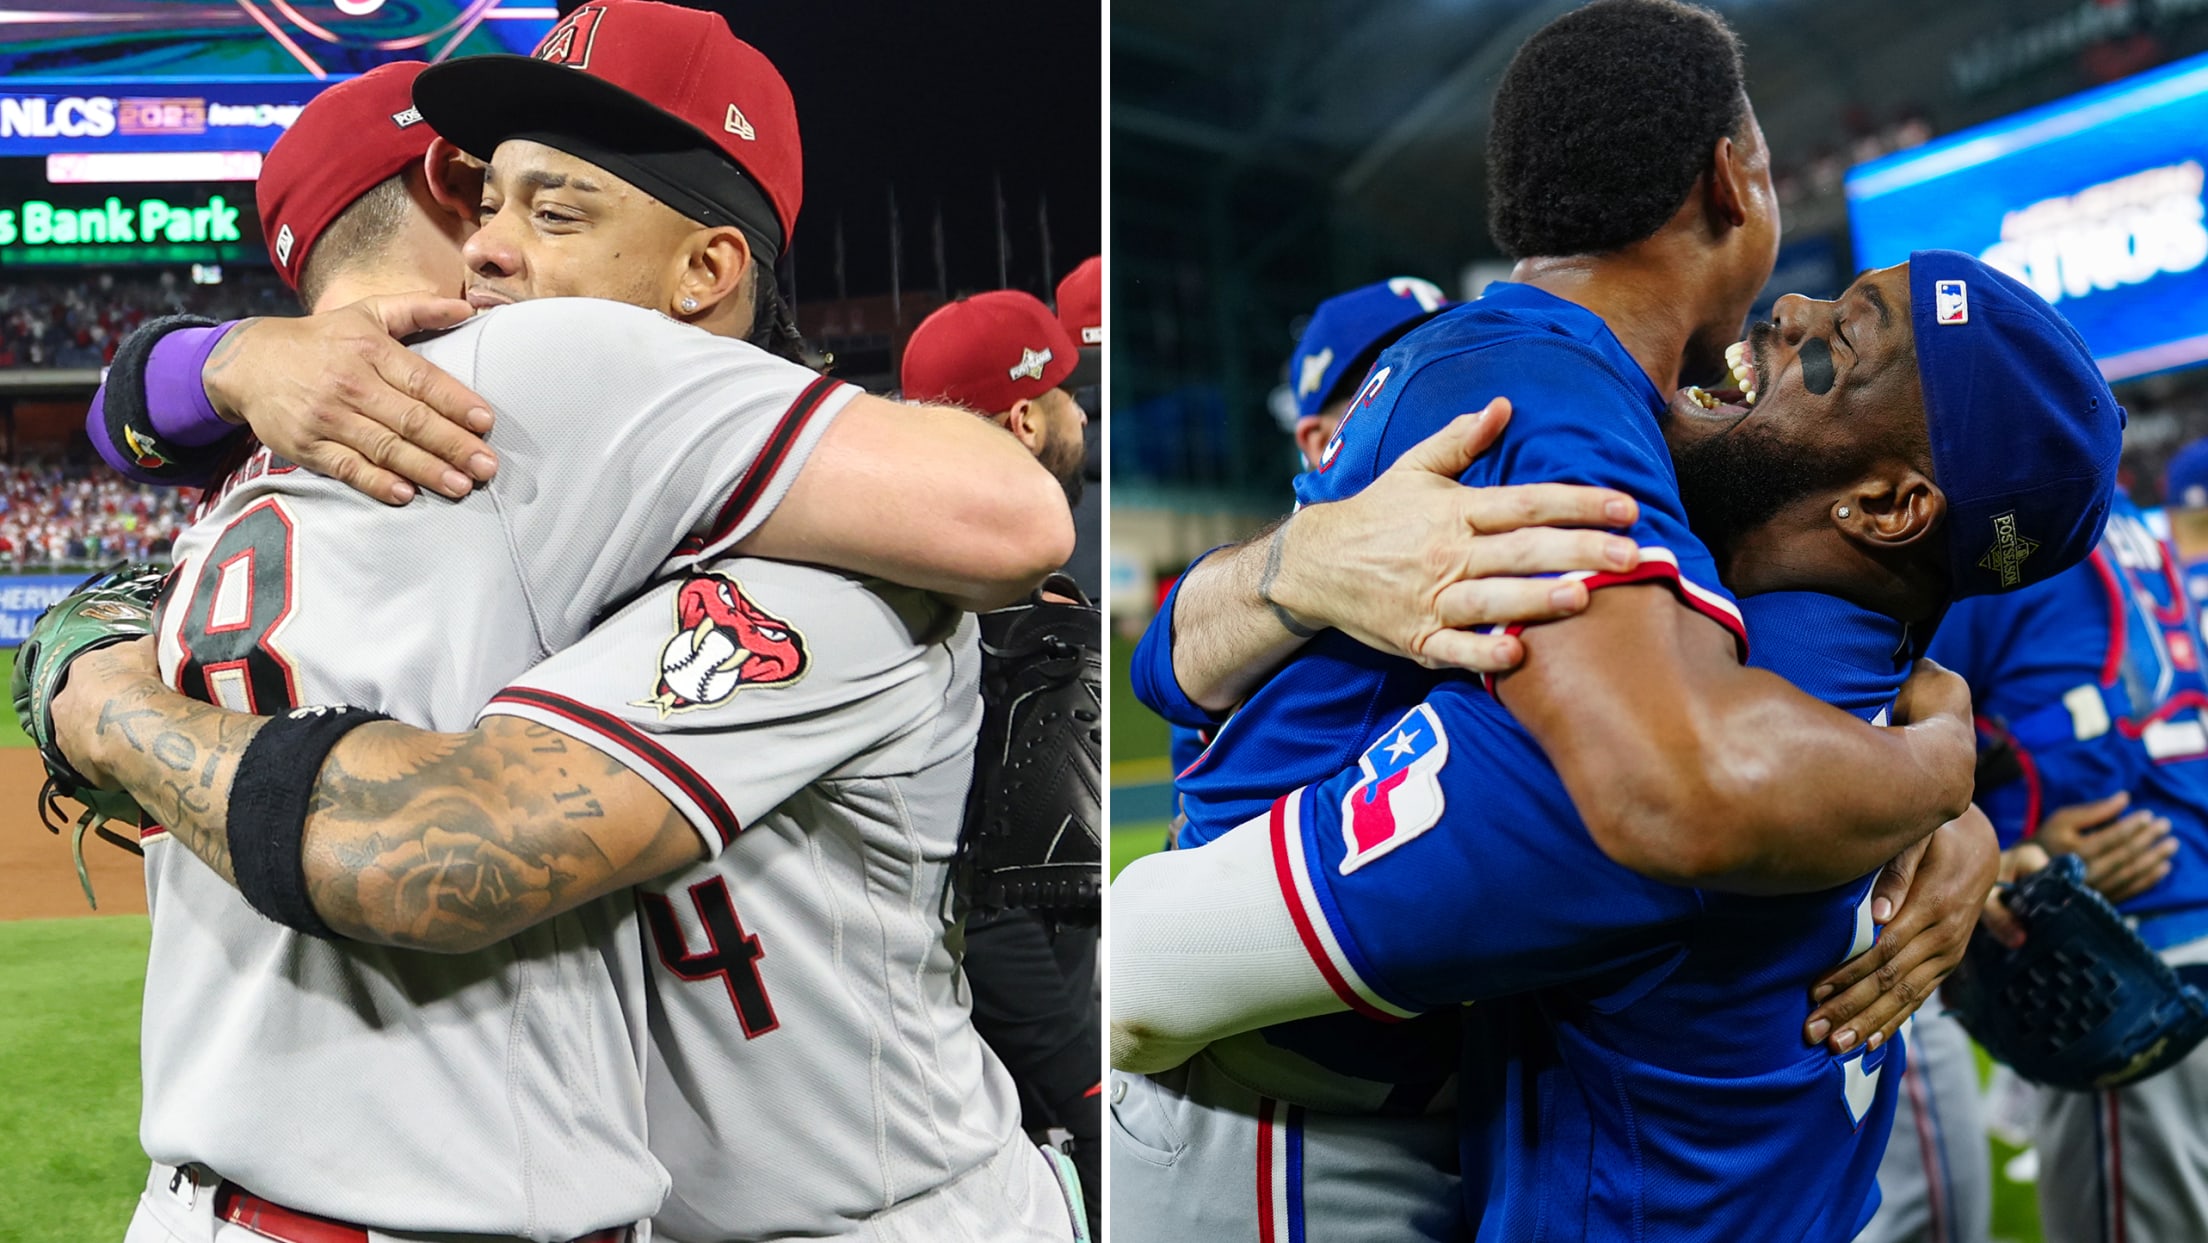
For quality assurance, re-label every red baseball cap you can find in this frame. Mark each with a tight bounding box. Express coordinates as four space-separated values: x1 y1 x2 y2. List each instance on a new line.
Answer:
1055 255 1101 347
902 291 1080 415
258 61 436 291
413 0 801 251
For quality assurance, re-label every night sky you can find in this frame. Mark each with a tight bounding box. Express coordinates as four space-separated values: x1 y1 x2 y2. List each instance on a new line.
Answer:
598 0 1103 303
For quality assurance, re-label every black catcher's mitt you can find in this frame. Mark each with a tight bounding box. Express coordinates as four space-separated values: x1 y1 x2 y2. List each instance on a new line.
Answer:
961 577 1102 919
1947 853 2208 1091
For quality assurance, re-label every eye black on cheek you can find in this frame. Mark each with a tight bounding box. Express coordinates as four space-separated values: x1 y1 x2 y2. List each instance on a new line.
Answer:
1799 337 1836 396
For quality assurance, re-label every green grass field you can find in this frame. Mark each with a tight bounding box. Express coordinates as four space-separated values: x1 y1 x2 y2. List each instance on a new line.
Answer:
0 647 30 749
0 916 149 1241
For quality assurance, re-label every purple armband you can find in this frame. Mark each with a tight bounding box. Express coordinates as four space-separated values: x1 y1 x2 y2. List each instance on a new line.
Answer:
146 324 238 446
89 321 239 483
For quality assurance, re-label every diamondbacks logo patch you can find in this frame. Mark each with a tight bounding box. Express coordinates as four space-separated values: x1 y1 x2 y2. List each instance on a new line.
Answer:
637 574 807 718
1337 703 1450 873
534 6 604 67
1978 510 2039 588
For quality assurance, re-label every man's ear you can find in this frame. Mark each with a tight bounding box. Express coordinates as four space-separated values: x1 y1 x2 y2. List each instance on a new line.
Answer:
1293 415 1330 471
675 226 753 322
1002 398 1046 454
1705 132 1750 231
1836 466 1946 550
422 138 483 226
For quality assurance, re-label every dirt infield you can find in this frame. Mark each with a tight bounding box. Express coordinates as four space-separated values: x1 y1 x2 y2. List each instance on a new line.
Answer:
0 749 148 920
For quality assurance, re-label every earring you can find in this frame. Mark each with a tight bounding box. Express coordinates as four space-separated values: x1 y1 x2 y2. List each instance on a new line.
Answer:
681 297 699 312
1837 506 1852 519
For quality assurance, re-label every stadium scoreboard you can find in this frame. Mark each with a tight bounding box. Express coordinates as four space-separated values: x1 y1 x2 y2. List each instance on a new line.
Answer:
1850 48 2208 381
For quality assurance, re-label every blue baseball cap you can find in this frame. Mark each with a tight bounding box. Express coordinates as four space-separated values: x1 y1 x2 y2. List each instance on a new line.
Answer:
1288 278 1450 421
1912 249 2123 598
2167 439 2208 510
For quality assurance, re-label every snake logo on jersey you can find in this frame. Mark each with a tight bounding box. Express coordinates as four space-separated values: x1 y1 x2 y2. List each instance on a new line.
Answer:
637 573 807 718
1337 702 1449 873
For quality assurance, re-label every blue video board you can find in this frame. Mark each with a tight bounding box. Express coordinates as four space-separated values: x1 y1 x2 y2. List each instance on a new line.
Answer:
1848 51 2208 381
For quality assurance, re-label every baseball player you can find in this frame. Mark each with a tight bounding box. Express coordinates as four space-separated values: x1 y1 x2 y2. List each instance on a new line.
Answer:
1930 483 2208 1243
1141 276 1458 782
1120 5 2000 1238
1052 256 1103 599
2161 438 2208 607
1283 277 1450 471
899 291 1104 1235
54 7 1070 1241
903 291 1089 505
1114 254 2121 1240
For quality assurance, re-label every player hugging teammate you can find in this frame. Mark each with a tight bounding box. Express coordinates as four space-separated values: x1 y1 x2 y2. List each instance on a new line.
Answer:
12 3 1103 1241
1109 2 2208 1242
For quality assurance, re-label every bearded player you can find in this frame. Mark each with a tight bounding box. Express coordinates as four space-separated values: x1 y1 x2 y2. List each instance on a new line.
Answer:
1116 255 2119 1240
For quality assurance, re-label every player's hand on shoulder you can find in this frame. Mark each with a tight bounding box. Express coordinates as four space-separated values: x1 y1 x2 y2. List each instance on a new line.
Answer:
1802 804 2000 1055
1264 398 1641 674
2035 790 2177 904
208 294 499 506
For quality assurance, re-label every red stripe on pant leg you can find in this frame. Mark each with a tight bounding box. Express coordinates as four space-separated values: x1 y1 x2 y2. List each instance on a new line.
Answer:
1256 1097 1278 1243
1904 1066 1949 1243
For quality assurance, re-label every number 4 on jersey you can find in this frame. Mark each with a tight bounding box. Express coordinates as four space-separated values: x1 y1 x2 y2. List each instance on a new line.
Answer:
643 875 780 1038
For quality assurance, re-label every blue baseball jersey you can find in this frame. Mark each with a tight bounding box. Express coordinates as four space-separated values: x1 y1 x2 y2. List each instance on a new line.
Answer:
1264 590 1910 1241
1124 281 1744 1091
1930 489 2208 948
1157 282 1744 848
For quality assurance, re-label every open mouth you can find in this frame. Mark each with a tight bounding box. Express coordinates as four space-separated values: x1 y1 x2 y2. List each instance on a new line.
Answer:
1678 338 1763 419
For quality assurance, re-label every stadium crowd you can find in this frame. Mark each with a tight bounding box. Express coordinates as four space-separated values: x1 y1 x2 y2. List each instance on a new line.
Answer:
0 460 192 567
0 269 297 370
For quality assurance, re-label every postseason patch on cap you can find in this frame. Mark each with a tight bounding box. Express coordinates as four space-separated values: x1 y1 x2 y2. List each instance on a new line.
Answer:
1936 279 1969 325
391 106 423 128
1978 510 2039 588
1009 346 1053 381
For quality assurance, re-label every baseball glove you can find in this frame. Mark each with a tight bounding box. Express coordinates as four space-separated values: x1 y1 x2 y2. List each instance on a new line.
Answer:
1947 853 2208 1091
960 576 1103 919
11 562 169 908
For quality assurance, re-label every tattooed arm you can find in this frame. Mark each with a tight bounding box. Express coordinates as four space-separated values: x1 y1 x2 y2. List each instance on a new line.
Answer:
55 640 705 953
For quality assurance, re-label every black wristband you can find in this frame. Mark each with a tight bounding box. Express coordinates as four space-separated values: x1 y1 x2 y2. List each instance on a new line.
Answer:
228 705 391 940
103 313 234 484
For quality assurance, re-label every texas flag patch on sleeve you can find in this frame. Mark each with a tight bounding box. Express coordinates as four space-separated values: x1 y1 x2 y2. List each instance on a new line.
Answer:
1337 703 1450 873
1935 280 1968 325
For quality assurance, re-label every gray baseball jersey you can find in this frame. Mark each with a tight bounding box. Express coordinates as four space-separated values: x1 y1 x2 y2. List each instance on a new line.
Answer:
482 559 1046 1241
141 298 856 1239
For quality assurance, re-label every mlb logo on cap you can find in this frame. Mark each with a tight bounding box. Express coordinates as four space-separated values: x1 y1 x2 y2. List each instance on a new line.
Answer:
1936 280 1969 325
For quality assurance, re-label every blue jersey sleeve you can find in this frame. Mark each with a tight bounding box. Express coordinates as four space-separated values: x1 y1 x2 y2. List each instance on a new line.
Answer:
1930 568 2141 847
1264 683 1703 1018
1296 339 1744 658
1128 548 1228 733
